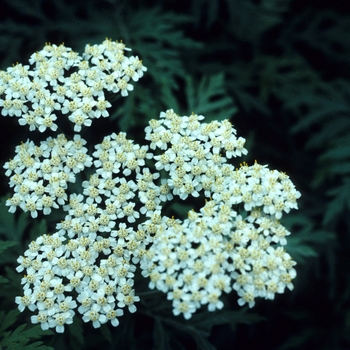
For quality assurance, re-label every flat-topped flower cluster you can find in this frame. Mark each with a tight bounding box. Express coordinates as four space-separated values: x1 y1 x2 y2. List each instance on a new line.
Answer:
1 40 300 333
0 38 146 133
139 110 299 318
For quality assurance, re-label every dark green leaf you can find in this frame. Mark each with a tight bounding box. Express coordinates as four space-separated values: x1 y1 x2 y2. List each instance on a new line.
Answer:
0 241 18 255
0 310 21 333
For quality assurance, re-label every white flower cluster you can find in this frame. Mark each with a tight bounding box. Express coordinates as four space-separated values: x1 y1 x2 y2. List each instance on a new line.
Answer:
139 110 301 319
12 109 301 330
0 38 146 132
2 39 301 333
4 134 92 218
15 131 163 332
145 110 247 200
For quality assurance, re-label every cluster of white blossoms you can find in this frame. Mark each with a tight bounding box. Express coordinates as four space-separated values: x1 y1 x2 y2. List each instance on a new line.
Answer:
4 134 92 218
139 110 300 319
14 131 165 332
0 38 146 132
2 40 301 333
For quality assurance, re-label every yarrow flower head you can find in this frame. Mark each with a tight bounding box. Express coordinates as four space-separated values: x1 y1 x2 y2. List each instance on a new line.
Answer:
2 40 301 333
4 134 91 218
139 110 300 318
0 38 147 133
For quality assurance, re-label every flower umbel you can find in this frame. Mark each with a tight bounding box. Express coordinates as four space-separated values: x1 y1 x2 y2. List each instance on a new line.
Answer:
0 39 147 133
1 40 301 333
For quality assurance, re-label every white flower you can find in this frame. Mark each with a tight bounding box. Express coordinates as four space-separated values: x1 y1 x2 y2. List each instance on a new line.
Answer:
104 306 124 327
82 303 107 328
69 112 92 132
31 311 50 330
91 287 116 313
77 289 93 314
172 298 196 320
18 112 38 131
237 285 256 308
95 97 111 118
20 194 41 218
118 203 140 223
48 311 74 333
116 290 140 313
15 288 37 312
206 291 224 312
128 56 147 78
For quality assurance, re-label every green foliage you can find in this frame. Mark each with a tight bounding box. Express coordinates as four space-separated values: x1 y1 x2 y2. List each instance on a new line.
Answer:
185 73 238 121
0 196 30 243
0 241 18 256
226 0 293 42
291 11 350 67
143 303 264 350
291 79 350 226
0 310 53 350
282 213 334 265
0 195 49 268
